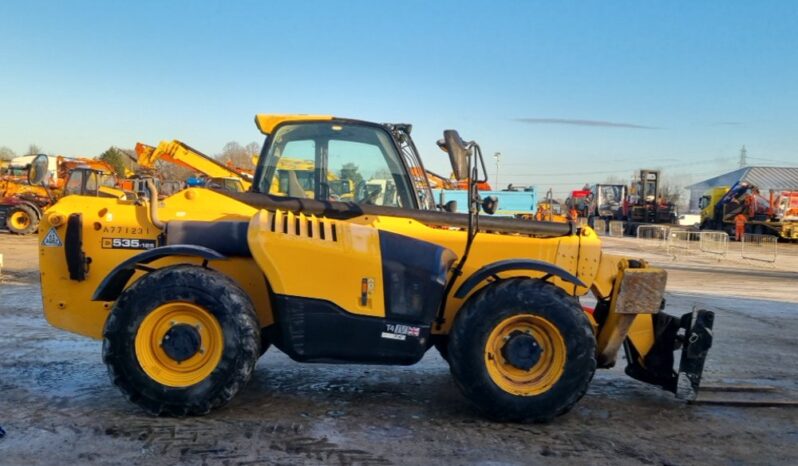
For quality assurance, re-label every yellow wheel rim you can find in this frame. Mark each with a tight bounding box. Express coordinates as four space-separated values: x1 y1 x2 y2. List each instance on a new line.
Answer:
9 211 30 229
135 302 224 387
484 314 566 396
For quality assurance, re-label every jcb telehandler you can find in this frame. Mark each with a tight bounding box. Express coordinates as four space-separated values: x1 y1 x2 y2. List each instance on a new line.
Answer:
31 115 714 422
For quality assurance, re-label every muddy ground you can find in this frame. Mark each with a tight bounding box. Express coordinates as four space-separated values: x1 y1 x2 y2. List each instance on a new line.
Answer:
1 234 797 465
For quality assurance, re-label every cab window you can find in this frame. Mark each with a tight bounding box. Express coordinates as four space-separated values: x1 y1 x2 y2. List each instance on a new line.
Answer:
85 172 99 194
64 170 84 195
274 140 316 198
100 174 117 188
223 179 244 192
328 139 399 206
258 122 415 207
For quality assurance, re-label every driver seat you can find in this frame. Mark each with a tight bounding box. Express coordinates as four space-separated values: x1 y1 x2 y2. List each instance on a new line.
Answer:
287 170 307 199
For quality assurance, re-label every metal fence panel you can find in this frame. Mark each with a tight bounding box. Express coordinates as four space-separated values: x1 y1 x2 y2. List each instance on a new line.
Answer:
741 233 778 262
667 230 728 259
668 230 702 258
593 219 607 236
699 231 728 256
608 221 625 237
637 225 670 240
636 225 670 250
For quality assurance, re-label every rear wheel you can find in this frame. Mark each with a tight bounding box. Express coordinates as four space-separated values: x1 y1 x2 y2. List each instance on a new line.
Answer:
6 204 38 235
103 265 260 416
448 278 596 422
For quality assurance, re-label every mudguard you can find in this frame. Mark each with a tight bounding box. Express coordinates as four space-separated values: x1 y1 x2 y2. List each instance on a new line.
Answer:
453 259 587 299
91 244 226 301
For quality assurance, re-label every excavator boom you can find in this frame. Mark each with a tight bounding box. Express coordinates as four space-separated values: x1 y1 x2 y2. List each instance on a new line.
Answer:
135 140 252 190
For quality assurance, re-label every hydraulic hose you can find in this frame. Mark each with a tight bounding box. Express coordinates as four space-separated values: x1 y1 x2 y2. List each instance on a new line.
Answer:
145 178 165 230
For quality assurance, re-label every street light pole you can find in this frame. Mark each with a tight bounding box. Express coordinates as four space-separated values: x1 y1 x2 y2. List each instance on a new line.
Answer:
493 152 501 189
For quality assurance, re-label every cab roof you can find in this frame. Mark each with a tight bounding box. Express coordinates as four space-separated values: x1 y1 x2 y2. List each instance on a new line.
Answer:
254 114 413 137
254 114 333 135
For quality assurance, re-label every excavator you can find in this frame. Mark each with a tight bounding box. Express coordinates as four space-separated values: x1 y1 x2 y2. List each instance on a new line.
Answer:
421 167 492 191
133 141 252 193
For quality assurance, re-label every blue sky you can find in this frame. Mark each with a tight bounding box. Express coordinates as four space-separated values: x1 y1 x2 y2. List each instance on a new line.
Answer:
1 1 797 195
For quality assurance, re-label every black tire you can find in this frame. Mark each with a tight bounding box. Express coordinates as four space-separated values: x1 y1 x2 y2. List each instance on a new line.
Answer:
6 204 38 235
103 265 260 416
448 278 596 422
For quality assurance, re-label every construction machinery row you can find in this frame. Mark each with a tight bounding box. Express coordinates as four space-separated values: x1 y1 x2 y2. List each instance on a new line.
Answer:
1 155 119 235
1 140 257 235
574 170 797 240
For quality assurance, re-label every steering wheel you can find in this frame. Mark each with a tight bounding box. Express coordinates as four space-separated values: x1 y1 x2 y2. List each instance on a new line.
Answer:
355 181 382 205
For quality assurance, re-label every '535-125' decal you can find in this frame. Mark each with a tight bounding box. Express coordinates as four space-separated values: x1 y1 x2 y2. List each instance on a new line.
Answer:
102 237 157 250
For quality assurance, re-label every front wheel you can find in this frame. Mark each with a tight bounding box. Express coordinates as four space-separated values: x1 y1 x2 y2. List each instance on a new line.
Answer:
6 204 38 235
103 265 260 416
448 278 596 422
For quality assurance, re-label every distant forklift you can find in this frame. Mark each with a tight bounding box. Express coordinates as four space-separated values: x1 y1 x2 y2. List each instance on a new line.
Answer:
623 169 676 235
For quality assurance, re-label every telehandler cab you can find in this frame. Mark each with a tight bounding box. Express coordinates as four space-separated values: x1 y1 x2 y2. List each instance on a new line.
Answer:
32 115 714 422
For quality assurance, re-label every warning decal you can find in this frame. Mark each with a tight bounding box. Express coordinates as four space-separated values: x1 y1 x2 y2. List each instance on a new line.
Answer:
42 228 63 247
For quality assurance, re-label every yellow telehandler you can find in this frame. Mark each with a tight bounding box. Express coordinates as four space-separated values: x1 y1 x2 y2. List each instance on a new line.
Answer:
30 115 714 421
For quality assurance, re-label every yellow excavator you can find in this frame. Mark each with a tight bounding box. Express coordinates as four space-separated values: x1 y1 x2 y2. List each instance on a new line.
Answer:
30 114 715 422
134 140 252 192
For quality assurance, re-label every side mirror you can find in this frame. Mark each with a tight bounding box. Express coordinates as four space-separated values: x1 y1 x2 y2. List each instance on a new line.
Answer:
439 130 470 181
28 154 50 186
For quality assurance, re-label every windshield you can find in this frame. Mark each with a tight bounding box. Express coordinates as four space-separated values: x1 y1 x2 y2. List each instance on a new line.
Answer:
100 174 117 188
255 122 416 208
1 166 27 177
206 178 244 192
64 170 84 195
64 170 116 196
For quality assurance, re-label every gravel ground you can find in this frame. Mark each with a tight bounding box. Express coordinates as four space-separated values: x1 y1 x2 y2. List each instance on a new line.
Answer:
1 234 797 465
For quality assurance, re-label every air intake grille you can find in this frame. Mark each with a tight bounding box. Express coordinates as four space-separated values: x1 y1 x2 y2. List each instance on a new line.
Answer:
267 209 337 242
